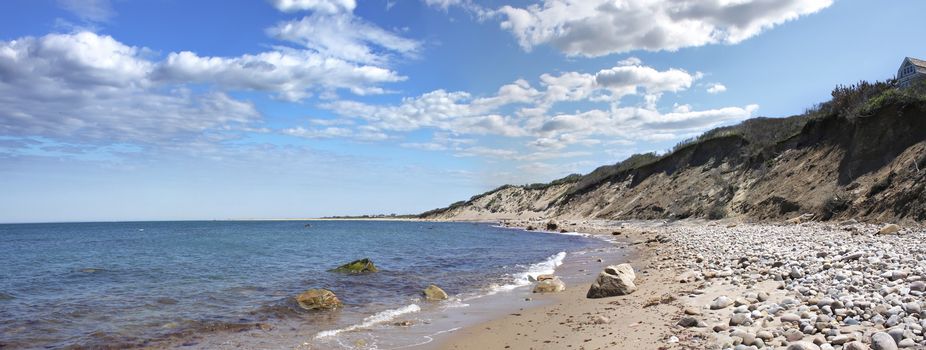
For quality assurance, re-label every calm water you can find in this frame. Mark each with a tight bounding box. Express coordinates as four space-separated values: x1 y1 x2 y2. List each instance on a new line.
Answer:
0 220 603 349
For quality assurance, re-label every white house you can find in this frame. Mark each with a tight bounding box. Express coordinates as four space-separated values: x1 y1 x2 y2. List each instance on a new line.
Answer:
897 57 926 87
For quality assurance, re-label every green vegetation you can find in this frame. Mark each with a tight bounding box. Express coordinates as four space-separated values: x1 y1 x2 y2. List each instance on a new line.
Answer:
524 173 583 190
808 79 926 118
420 78 926 218
329 258 378 274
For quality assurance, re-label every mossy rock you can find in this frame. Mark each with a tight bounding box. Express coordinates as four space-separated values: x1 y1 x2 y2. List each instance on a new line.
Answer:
422 284 448 301
294 289 342 310
330 258 378 274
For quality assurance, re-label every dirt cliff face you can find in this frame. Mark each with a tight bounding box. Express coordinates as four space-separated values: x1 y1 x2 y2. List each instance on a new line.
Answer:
423 95 926 224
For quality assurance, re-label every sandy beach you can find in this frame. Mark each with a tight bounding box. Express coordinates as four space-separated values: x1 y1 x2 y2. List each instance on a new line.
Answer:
437 219 926 350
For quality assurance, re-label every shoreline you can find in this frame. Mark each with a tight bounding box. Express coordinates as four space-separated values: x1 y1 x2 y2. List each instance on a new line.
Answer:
436 219 676 349
436 219 926 350
140 222 622 350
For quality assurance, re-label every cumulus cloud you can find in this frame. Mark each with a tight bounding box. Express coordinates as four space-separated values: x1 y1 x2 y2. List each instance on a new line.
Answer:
498 0 833 57
268 0 356 14
0 30 404 154
267 12 420 65
314 59 753 153
595 63 698 97
707 83 727 94
154 48 405 101
0 32 259 146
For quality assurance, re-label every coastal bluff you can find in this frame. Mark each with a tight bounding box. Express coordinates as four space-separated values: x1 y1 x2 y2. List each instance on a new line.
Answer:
421 81 926 224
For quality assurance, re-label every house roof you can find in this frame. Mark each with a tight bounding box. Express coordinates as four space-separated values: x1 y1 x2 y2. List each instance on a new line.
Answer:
906 57 926 69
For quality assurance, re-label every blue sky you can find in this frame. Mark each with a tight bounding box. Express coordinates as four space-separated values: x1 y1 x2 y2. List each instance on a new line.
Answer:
1 0 924 223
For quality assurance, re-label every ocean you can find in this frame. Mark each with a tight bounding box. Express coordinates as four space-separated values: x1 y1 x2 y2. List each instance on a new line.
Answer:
0 220 613 349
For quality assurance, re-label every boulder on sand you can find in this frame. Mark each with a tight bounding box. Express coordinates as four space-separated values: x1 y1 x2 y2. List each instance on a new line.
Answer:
423 284 449 301
533 276 566 293
545 220 559 231
330 258 378 274
295 289 342 310
786 213 815 224
586 264 636 298
878 224 900 235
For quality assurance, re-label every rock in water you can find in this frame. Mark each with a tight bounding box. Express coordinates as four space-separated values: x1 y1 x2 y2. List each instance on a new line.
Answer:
878 224 900 235
295 289 342 310
870 332 898 350
330 258 378 274
533 276 566 293
423 284 449 301
586 264 636 298
535 274 556 281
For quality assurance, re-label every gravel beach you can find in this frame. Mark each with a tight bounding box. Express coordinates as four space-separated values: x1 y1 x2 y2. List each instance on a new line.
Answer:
440 219 926 350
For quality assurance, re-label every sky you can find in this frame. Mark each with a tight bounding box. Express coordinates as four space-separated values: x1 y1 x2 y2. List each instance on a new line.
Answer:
1 0 925 223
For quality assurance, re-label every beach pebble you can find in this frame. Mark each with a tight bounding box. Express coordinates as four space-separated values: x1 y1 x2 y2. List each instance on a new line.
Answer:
787 341 821 350
844 341 870 350
781 313 801 324
785 329 805 341
684 306 702 315
871 332 898 350
592 315 610 324
729 313 753 326
677 316 701 328
711 296 733 310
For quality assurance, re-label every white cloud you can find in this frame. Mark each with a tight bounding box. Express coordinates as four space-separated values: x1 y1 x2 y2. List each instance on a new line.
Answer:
0 30 403 151
425 0 464 10
154 48 405 101
57 0 114 23
422 0 492 18
268 0 356 14
401 142 449 151
595 63 697 97
707 83 727 94
267 12 420 65
498 0 833 57
282 125 388 141
315 59 756 154
0 32 259 145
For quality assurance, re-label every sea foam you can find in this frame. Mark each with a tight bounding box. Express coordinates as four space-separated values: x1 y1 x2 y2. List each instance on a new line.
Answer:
483 251 566 294
315 304 421 339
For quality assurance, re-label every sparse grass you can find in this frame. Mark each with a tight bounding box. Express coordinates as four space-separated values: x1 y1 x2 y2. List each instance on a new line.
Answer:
420 79 926 219
868 173 894 196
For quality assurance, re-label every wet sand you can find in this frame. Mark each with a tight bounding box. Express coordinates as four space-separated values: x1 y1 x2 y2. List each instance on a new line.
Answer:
437 222 678 349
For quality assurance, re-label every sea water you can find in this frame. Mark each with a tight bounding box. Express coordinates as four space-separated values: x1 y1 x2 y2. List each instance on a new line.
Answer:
0 220 609 349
